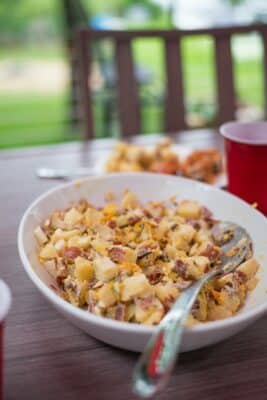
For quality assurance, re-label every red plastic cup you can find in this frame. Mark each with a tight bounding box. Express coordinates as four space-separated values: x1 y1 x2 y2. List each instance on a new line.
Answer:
220 121 267 215
0 281 11 400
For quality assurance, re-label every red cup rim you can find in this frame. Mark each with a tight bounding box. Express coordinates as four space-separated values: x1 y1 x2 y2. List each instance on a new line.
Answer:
220 121 267 145
0 281 11 322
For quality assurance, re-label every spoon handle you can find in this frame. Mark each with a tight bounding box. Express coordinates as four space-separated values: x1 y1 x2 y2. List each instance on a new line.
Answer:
133 271 215 398
36 167 99 180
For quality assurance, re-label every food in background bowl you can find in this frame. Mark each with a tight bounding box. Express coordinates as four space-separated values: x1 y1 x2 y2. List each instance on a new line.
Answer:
182 149 223 184
105 139 223 183
35 190 259 327
105 139 180 175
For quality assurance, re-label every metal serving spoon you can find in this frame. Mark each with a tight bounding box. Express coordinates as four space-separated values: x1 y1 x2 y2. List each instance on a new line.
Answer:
133 222 252 398
36 167 99 180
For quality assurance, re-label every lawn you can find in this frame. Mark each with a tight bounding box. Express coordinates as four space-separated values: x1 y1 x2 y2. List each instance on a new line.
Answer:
0 35 264 149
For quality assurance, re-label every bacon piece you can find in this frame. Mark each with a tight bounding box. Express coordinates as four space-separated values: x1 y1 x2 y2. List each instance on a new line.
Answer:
173 260 188 279
201 206 218 227
162 295 176 312
87 292 97 313
56 275 65 286
108 246 125 263
135 296 154 309
191 299 200 318
137 242 157 260
201 206 213 220
234 270 247 284
115 303 126 321
41 219 53 237
128 216 142 225
137 247 152 260
185 218 201 231
64 279 76 291
146 266 164 285
143 209 152 218
63 246 81 261
174 280 192 290
150 160 179 175
88 279 98 289
108 220 117 229
200 244 220 262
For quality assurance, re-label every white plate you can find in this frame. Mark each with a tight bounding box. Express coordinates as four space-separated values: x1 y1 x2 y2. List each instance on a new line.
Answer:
18 173 267 352
92 144 227 188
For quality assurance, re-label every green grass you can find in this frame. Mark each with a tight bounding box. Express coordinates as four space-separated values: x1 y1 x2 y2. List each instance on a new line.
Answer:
0 36 264 149
0 93 75 148
0 42 65 61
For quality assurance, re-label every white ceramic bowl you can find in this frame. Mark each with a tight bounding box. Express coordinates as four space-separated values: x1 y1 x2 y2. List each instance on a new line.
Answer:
18 173 267 352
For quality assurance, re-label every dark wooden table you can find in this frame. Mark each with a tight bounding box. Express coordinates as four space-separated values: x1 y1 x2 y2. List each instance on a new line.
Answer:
1 130 267 400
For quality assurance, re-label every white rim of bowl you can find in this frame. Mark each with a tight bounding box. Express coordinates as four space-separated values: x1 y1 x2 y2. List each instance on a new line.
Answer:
0 281 12 322
220 121 267 145
18 173 267 335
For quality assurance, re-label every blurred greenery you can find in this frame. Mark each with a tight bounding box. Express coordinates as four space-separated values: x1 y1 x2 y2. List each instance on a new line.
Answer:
0 0 263 149
0 0 60 40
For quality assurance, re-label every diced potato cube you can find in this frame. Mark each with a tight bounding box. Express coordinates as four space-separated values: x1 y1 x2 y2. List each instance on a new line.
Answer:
91 238 108 255
34 226 48 245
154 219 169 240
43 259 57 278
102 203 117 218
195 230 210 244
125 304 135 321
40 243 57 259
54 239 66 254
64 208 83 227
185 314 199 326
191 256 210 273
155 283 179 303
208 304 233 321
68 235 91 250
186 257 207 280
164 244 178 259
170 224 195 251
246 276 258 291
121 274 152 301
215 273 235 289
94 224 114 240
74 257 94 281
121 191 139 209
220 291 240 312
76 281 89 306
51 212 66 229
194 290 208 321
51 228 80 243
134 304 150 323
178 200 201 219
94 257 119 282
237 258 259 280
97 284 117 308
143 309 164 325
179 224 196 241
111 245 137 264
84 208 102 228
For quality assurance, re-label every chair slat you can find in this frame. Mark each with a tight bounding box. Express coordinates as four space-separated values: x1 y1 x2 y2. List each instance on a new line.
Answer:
260 30 267 119
76 29 94 140
115 38 140 137
164 37 186 132
214 34 235 124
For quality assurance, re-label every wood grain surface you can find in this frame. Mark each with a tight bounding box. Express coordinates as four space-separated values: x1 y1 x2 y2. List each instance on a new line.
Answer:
1 131 267 400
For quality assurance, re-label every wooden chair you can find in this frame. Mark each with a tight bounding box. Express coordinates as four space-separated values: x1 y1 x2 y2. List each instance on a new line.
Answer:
75 24 267 140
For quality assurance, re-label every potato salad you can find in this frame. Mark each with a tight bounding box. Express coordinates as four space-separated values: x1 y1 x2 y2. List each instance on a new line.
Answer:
35 191 259 326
